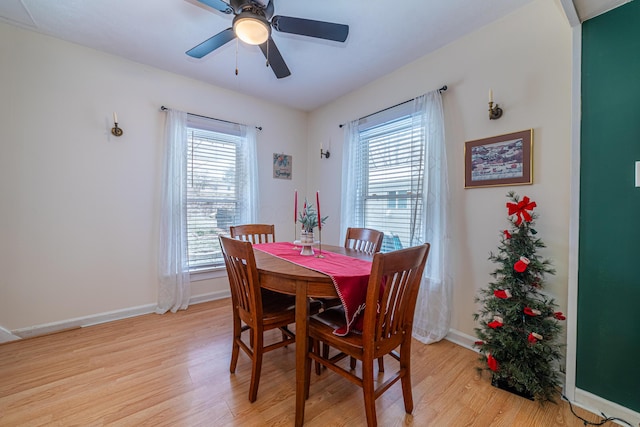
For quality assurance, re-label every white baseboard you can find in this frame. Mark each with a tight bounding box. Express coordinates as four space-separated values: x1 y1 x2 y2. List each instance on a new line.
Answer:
572 388 640 427
445 328 479 352
10 290 231 340
0 326 21 343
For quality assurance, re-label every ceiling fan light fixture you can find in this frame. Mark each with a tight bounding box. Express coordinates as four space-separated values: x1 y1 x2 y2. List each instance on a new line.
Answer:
233 13 270 45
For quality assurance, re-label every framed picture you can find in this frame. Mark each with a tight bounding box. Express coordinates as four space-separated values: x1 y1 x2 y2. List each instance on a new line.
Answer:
464 129 533 189
273 153 292 179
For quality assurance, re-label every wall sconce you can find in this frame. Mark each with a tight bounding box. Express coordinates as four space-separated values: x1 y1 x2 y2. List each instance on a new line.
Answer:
320 144 330 159
488 89 503 120
111 112 123 137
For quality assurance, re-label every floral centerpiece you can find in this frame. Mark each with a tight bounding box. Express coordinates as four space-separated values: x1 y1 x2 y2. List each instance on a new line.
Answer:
298 198 328 241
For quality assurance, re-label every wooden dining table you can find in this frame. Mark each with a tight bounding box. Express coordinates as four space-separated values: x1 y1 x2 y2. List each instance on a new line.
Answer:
253 244 373 426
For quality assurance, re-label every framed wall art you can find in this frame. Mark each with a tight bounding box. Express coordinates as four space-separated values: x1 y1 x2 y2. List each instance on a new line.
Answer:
464 129 533 189
273 153 292 179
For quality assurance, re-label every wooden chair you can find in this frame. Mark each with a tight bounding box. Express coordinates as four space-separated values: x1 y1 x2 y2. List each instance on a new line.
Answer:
305 243 431 427
218 235 297 402
229 224 276 244
344 227 384 255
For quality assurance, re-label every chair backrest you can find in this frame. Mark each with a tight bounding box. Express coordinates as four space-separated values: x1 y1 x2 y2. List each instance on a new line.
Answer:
219 235 263 326
344 227 384 255
229 224 276 244
362 243 430 349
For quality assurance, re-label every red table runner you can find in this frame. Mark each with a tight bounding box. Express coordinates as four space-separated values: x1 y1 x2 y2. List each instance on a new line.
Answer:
253 242 372 335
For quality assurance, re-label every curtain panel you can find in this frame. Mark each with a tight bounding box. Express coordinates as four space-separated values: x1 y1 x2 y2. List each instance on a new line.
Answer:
157 109 191 314
341 90 451 343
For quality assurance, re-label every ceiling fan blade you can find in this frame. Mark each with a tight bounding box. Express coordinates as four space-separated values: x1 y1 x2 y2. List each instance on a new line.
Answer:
197 0 233 14
271 16 348 42
186 28 236 58
259 38 291 79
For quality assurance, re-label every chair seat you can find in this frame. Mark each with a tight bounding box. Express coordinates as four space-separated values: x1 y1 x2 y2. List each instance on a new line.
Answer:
262 288 322 322
309 306 364 355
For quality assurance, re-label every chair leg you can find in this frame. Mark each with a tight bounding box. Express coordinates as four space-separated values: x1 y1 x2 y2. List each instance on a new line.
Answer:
306 338 314 399
230 316 242 373
350 356 356 370
361 358 378 427
314 340 321 375
399 342 414 414
377 356 384 372
248 330 264 403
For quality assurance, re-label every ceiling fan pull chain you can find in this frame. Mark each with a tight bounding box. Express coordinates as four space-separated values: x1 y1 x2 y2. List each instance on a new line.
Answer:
266 40 270 68
235 37 239 75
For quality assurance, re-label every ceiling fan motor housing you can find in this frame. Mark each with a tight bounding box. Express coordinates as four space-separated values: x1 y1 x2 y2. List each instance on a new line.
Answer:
230 0 274 19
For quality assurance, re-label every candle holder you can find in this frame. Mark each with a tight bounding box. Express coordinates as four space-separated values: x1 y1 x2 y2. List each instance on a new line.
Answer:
488 101 503 120
316 227 324 258
111 123 124 137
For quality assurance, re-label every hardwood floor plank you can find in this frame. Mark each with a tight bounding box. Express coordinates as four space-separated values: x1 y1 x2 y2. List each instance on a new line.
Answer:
0 299 604 426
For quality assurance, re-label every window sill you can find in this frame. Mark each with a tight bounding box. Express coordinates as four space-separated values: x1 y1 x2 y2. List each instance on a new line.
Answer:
189 266 227 282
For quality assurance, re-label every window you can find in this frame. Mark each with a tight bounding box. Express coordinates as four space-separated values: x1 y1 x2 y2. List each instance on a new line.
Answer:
342 91 450 344
346 102 425 252
185 115 256 270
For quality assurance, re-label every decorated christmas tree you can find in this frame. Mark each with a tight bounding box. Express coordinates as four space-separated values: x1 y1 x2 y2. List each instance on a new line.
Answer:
473 191 566 402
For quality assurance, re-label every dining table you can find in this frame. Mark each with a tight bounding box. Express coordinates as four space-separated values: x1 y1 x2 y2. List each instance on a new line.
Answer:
252 243 374 426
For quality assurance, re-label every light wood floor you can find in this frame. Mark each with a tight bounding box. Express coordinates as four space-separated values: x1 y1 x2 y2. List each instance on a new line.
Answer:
0 299 603 426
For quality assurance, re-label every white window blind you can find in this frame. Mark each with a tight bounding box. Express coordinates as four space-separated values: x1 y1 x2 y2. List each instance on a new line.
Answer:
354 110 425 252
186 116 245 270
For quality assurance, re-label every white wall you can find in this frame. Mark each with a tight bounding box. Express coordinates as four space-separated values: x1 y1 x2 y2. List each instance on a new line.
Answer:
307 0 573 340
0 23 307 332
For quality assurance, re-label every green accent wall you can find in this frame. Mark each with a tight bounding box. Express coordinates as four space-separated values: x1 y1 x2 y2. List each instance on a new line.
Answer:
579 1 640 412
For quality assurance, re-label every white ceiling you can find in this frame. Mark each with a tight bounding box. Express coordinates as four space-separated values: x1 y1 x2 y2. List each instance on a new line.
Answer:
0 0 630 111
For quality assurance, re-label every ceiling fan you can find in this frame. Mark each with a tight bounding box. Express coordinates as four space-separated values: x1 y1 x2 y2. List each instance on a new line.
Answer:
186 0 349 79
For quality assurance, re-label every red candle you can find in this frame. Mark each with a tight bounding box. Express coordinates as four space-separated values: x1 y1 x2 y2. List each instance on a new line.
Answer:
316 191 321 230
294 190 298 224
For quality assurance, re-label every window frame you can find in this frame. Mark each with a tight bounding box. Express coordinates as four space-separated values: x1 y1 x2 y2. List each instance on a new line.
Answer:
349 104 426 252
185 115 248 274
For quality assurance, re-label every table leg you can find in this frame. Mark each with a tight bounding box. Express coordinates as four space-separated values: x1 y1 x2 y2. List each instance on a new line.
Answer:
295 283 308 427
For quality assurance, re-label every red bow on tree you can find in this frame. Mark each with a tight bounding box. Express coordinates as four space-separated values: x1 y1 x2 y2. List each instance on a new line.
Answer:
506 196 537 226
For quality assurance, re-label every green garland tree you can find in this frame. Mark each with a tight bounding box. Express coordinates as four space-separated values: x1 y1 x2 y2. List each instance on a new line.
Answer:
473 191 566 402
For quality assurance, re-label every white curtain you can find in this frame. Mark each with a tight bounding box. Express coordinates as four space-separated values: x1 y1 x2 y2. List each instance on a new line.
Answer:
238 125 259 225
341 90 451 344
340 121 360 242
412 90 452 344
156 109 191 314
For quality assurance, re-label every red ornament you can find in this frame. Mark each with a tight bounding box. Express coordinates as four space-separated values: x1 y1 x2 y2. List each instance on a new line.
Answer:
524 307 541 316
488 320 503 329
506 196 537 226
528 332 543 343
475 340 485 346
554 312 566 320
494 289 512 299
503 230 512 239
487 354 499 372
514 256 530 272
